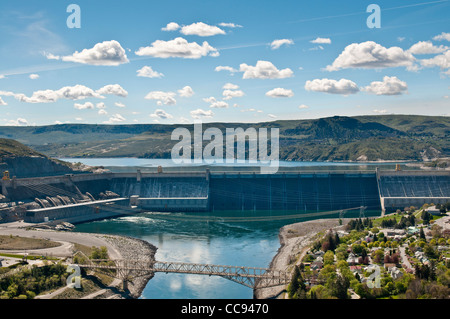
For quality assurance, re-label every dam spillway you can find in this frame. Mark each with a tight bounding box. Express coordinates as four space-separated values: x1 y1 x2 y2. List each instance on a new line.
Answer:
1 168 449 223
208 172 381 212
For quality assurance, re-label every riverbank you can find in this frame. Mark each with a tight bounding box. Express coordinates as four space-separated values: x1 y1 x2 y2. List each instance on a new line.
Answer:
99 234 157 298
0 221 157 299
254 218 350 299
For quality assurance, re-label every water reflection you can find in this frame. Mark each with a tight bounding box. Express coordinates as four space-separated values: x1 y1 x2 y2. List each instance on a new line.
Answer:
75 209 379 299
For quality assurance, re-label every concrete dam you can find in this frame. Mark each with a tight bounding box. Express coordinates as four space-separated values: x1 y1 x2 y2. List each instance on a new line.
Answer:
1 168 449 224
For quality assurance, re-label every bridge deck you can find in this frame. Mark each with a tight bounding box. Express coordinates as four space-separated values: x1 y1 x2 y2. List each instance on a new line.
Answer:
76 259 290 289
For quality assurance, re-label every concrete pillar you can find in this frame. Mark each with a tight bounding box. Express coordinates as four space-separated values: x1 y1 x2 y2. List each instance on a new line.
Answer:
130 195 139 206
137 169 142 182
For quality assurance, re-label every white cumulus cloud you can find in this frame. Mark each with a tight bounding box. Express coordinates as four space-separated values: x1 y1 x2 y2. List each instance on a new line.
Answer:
239 60 293 79
178 86 194 97
135 37 219 59
433 32 450 42
137 66 164 78
150 109 174 119
202 96 229 108
223 83 239 90
304 78 359 95
2 85 104 103
48 40 129 66
180 22 226 37
29 74 40 80
210 101 229 108
145 91 177 105
215 66 238 74
218 22 242 28
162 22 181 31
5 118 28 126
74 102 94 110
310 37 331 44
420 49 450 75
363 76 408 95
408 41 448 54
265 87 294 98
203 96 217 103
96 84 128 97
222 89 244 100
0 97 7 106
103 113 126 124
326 41 417 71
190 108 214 119
270 39 294 50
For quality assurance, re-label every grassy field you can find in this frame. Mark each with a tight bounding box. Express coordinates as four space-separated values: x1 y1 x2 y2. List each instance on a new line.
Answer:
0 235 62 250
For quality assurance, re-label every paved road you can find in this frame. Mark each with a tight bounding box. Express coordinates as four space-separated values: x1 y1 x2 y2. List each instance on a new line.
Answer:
399 245 413 272
0 221 122 259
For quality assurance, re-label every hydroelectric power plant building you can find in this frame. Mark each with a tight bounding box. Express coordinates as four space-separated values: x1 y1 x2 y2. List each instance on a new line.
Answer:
1 167 449 224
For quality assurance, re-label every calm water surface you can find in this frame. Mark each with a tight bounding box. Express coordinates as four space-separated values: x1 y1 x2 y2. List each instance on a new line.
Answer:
75 210 378 299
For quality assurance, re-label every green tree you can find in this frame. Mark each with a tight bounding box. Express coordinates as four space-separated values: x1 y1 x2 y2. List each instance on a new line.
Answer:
323 250 335 266
90 246 109 260
330 274 350 299
287 265 306 299
419 227 426 241
352 243 365 255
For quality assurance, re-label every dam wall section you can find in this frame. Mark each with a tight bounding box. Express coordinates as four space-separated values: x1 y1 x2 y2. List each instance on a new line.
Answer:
377 169 450 212
208 171 381 212
2 169 449 222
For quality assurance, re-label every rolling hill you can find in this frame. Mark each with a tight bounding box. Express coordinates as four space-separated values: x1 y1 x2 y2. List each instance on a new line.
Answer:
0 115 448 162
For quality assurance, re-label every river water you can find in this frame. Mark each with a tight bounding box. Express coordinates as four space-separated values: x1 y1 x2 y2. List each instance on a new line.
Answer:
70 159 395 299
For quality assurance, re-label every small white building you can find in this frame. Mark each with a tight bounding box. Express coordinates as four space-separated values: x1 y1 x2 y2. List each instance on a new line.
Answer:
387 266 404 280
346 252 359 265
426 206 442 215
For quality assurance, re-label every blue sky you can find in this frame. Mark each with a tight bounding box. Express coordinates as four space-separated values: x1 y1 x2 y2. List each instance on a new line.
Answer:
0 0 449 126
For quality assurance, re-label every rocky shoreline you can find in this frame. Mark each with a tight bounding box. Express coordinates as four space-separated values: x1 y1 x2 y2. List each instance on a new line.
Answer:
254 218 350 299
99 234 157 299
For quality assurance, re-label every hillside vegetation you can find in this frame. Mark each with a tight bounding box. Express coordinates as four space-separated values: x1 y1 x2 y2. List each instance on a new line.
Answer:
0 115 448 162
0 138 43 158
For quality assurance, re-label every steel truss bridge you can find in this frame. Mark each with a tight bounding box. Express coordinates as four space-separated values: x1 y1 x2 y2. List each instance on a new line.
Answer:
73 253 290 290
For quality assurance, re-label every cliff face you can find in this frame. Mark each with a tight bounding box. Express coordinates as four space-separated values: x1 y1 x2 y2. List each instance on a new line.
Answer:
1 156 74 178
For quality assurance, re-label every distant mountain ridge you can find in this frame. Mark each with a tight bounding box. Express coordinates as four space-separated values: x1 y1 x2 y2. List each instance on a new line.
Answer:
0 115 448 162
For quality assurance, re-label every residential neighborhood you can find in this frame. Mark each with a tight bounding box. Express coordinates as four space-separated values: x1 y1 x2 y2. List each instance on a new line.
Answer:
287 203 450 299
